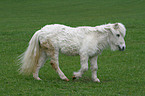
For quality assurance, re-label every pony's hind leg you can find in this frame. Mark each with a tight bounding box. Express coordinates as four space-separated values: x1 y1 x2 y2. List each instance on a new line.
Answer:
42 39 69 81
33 50 47 80
50 52 69 81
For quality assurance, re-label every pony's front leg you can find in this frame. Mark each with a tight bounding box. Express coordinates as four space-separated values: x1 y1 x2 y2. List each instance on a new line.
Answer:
73 54 88 79
90 56 100 82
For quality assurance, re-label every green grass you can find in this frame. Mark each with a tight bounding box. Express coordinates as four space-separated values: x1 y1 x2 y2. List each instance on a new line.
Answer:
0 0 145 95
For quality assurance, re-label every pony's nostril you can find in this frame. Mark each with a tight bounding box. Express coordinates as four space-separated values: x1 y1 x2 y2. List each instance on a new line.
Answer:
122 46 124 50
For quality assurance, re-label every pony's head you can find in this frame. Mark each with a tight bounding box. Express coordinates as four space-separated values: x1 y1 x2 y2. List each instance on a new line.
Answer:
105 23 126 51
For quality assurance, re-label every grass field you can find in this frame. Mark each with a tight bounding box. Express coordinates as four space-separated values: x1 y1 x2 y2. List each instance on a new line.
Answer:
0 0 145 95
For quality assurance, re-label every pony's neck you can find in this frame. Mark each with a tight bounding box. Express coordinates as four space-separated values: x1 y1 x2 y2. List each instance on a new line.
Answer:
96 32 110 54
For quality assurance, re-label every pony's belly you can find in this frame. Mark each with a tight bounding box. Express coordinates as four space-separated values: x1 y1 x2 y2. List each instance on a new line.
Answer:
60 46 79 55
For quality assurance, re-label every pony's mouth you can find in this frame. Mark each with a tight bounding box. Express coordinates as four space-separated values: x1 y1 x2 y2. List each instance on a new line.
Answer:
118 45 125 51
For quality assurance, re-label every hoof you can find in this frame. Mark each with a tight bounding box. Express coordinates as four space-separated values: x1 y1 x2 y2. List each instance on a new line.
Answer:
72 76 76 80
63 78 69 81
33 73 42 80
34 77 42 80
93 78 100 83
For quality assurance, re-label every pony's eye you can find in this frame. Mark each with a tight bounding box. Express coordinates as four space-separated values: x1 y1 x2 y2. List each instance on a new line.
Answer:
116 34 120 37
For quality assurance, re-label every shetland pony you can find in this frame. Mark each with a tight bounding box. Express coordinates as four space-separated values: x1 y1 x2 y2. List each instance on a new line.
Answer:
19 23 126 82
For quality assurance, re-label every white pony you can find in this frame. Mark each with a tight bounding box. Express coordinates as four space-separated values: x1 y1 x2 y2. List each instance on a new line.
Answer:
19 23 126 82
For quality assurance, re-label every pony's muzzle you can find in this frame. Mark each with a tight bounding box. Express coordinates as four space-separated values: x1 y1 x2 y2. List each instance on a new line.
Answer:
118 45 125 51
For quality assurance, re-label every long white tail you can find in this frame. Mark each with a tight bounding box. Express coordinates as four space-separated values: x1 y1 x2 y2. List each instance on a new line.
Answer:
19 30 41 75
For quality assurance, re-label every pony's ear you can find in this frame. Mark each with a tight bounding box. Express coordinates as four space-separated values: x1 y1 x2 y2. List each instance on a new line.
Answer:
104 26 115 35
114 23 119 29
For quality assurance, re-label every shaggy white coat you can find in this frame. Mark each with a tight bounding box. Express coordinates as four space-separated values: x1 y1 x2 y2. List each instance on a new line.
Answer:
19 23 126 82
